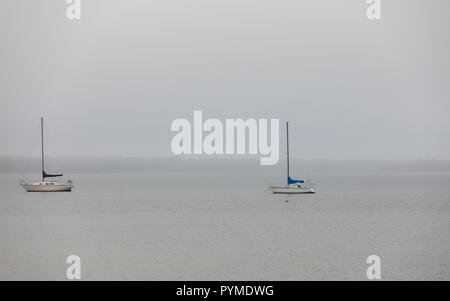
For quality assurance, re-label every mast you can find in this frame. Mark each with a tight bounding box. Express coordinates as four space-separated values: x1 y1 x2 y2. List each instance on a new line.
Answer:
41 117 44 182
286 121 289 186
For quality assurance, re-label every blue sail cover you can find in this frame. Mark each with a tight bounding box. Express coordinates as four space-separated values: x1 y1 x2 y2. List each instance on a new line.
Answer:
288 176 304 184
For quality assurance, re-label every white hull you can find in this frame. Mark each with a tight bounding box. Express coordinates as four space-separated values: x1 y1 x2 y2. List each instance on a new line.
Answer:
21 182 73 192
269 186 315 194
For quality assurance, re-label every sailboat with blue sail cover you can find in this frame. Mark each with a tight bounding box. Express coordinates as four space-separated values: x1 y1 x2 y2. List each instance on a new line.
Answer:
269 121 315 194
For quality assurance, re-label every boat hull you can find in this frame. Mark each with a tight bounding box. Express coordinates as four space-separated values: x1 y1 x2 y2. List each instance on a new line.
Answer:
269 186 315 194
21 183 72 192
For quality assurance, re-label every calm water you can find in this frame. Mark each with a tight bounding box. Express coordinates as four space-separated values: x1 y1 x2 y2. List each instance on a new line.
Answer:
0 171 449 280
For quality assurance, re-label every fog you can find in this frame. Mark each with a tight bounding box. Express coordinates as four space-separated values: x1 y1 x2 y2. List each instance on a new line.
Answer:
2 157 449 175
1 0 449 160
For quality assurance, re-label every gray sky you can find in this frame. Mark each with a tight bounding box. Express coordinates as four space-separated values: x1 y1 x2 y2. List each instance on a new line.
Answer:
1 0 449 160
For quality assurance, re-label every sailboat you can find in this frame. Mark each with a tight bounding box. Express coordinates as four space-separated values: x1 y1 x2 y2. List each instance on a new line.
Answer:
20 118 73 192
269 121 315 194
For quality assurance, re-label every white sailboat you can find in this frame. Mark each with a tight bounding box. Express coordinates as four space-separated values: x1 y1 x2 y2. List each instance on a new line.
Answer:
20 118 73 192
269 121 315 194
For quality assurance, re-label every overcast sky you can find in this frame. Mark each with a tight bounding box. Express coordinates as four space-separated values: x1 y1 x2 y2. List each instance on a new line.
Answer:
0 0 449 160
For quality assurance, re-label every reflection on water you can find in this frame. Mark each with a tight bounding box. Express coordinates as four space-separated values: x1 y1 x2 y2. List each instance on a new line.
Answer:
0 171 449 280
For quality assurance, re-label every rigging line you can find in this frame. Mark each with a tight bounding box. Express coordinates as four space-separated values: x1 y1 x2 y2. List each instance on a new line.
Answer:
21 119 40 180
